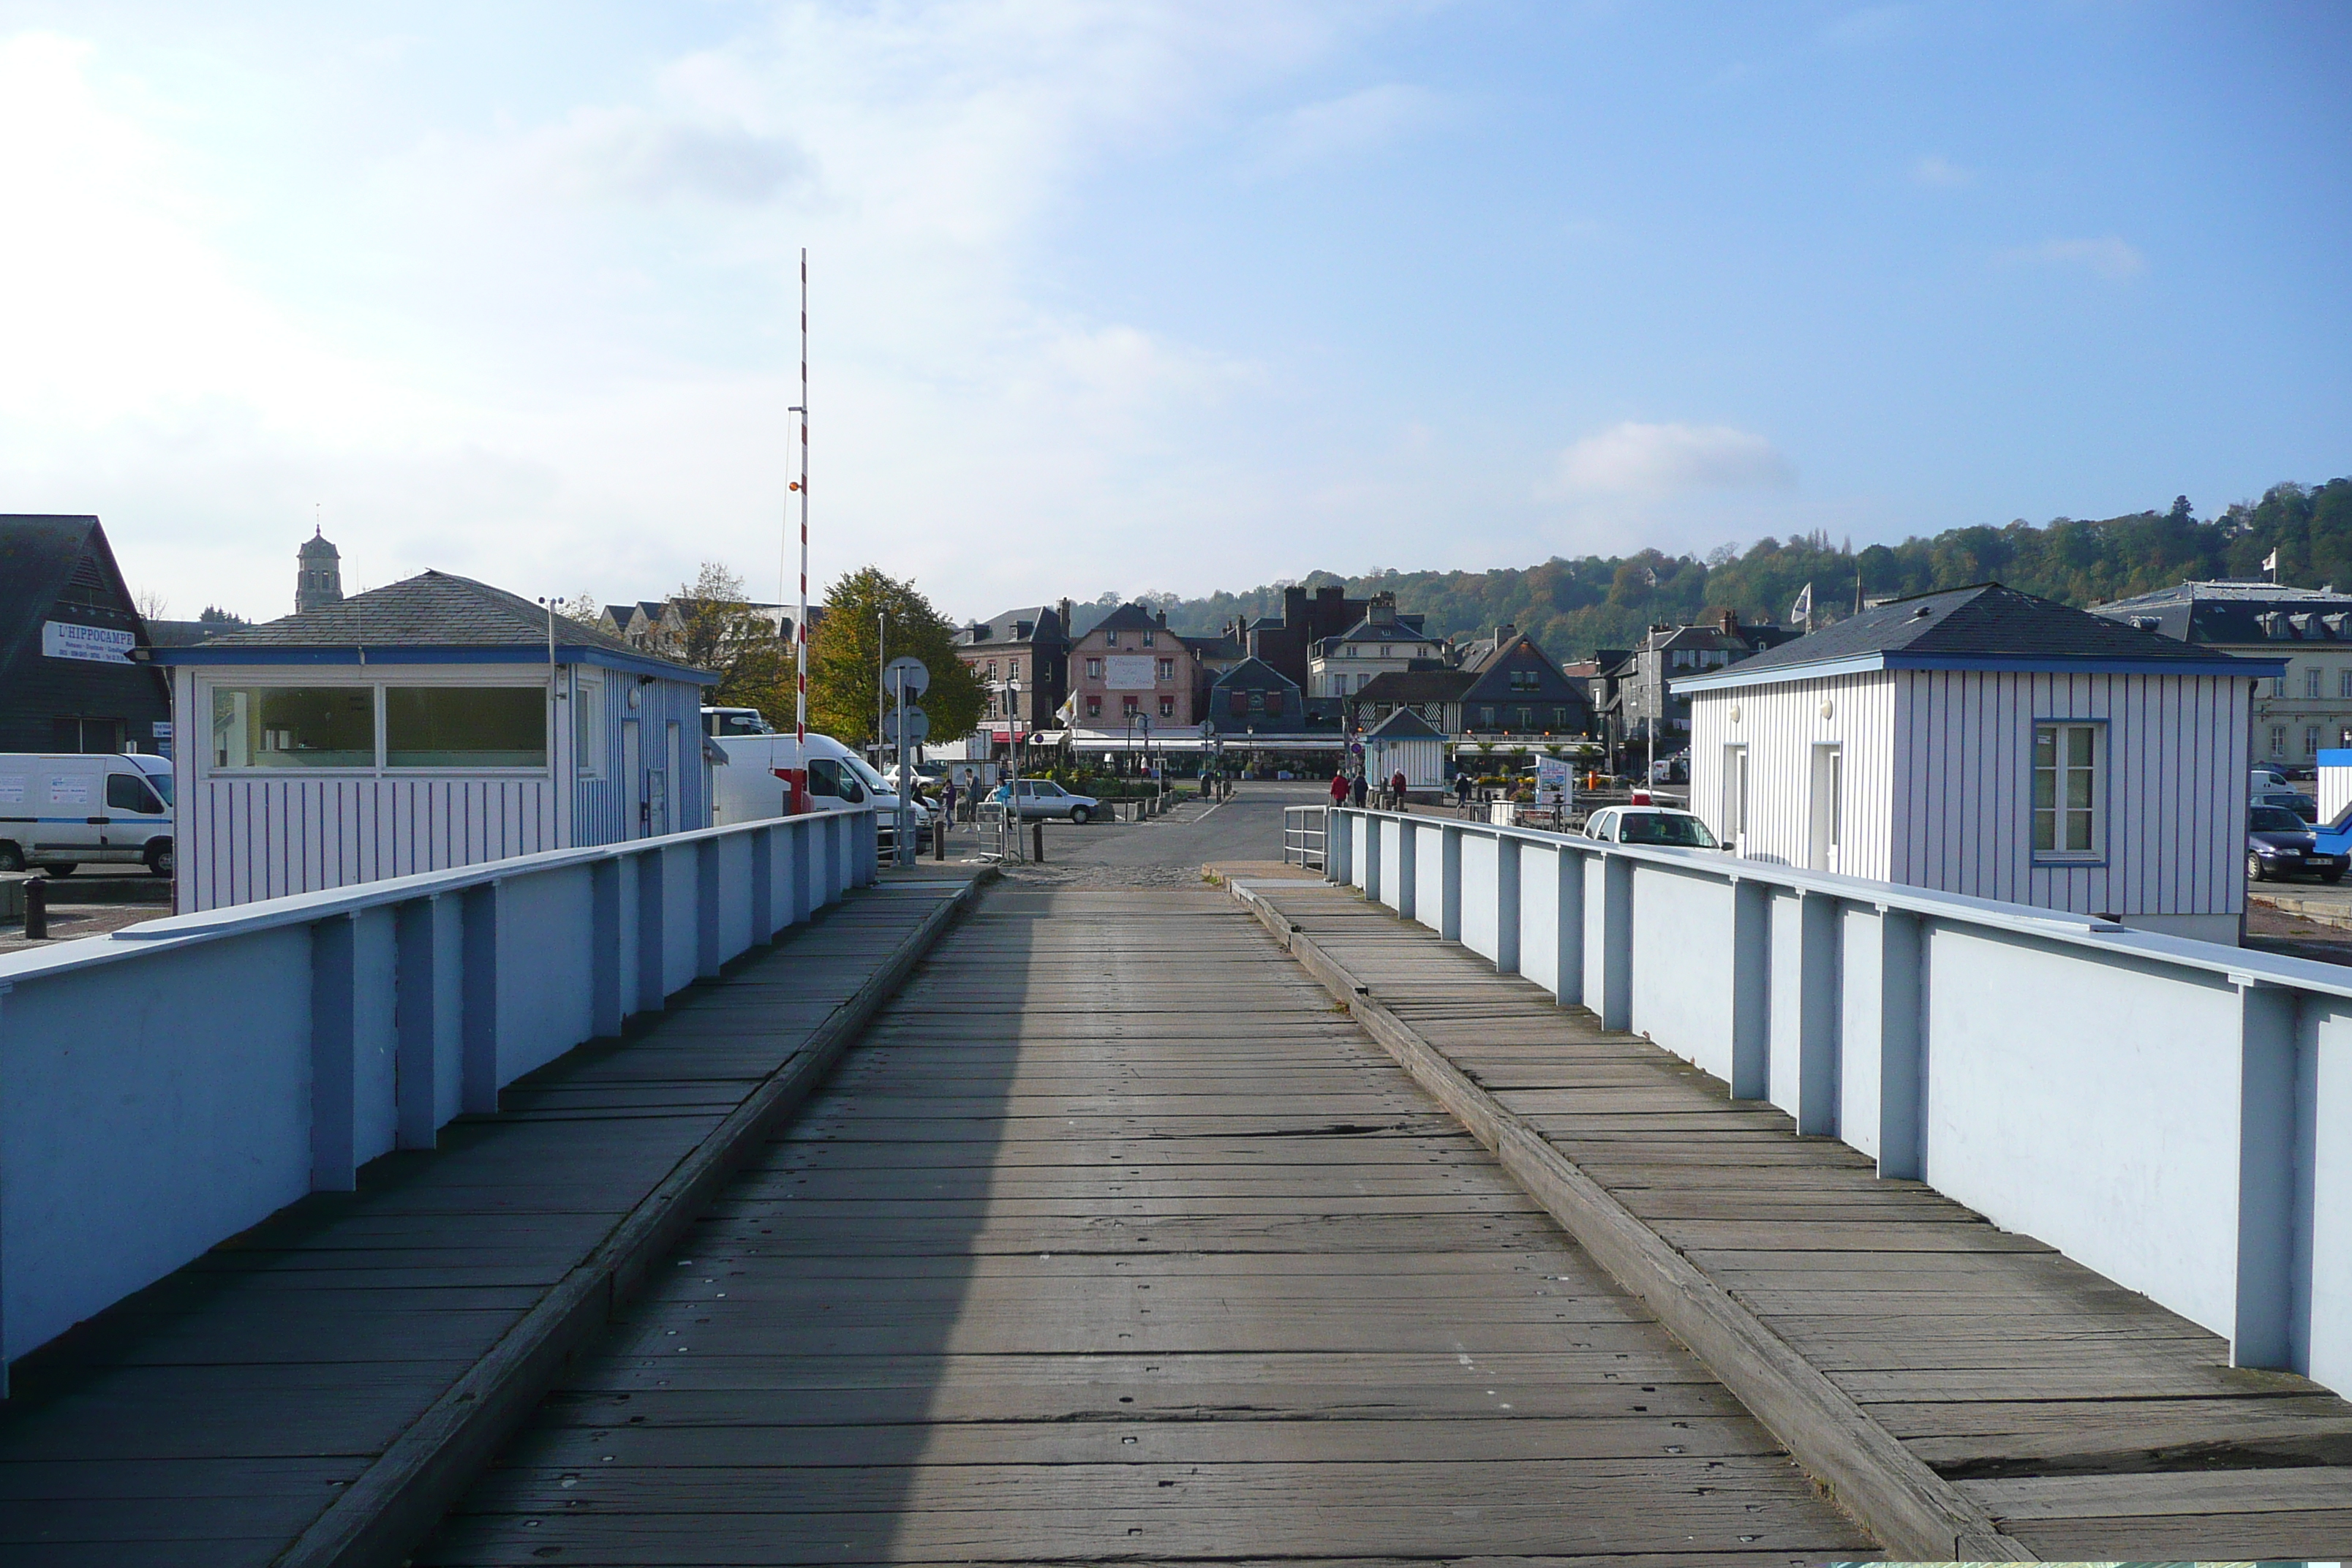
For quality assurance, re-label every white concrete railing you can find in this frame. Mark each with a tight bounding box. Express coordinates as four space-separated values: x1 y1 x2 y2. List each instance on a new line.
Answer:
1324 807 2351 1391
0 807 878 1377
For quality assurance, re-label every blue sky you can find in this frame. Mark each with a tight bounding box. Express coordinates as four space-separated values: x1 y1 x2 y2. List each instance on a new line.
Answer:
1 2 2344 625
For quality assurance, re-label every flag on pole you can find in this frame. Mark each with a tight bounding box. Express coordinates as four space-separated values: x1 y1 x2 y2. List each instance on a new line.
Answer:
2264 549 2280 581
1790 582 1813 629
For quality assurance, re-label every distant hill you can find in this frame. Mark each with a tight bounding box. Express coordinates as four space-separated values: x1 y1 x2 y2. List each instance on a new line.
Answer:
1080 478 2352 661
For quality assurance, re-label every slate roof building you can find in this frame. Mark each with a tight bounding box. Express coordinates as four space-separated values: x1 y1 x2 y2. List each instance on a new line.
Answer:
954 600 1072 750
2091 580 2352 766
1675 583 2280 945
1347 628 1593 743
1305 593 1444 700
0 515 170 755
1591 611 1798 763
152 570 715 911
1203 657 1305 732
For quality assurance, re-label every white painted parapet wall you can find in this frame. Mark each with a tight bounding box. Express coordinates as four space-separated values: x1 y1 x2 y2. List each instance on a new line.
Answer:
1324 806 2351 1391
0 807 876 1378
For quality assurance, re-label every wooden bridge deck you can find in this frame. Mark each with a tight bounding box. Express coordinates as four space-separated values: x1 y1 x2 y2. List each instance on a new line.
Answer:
1237 875 2352 1559
0 878 978 1568
419 887 1872 1565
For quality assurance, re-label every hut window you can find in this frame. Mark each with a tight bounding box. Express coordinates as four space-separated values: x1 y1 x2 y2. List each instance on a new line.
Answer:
211 686 375 769
2032 723 2100 857
385 687 548 768
574 671 605 777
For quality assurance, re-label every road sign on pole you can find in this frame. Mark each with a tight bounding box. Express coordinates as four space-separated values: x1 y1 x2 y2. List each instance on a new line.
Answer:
882 656 931 698
882 706 930 745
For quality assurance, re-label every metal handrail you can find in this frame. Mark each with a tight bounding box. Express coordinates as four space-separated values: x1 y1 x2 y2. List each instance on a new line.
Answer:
1282 805 1327 870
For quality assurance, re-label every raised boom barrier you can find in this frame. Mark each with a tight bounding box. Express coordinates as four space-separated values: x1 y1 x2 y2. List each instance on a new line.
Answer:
0 806 878 1384
1324 805 2350 1391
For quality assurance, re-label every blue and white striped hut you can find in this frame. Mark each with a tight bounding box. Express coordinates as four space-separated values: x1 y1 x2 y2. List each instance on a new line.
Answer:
1675 584 2280 946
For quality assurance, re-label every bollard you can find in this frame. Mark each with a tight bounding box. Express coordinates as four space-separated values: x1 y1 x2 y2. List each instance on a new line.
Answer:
24 875 48 941
934 816 945 860
1031 821 1046 863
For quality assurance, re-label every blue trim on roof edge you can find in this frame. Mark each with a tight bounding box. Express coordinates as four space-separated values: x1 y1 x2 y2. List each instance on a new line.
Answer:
1674 650 2282 693
148 644 717 682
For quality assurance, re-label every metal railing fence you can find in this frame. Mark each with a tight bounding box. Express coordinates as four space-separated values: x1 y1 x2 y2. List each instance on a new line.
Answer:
1282 805 1327 870
0 807 877 1381
1323 804 2352 1392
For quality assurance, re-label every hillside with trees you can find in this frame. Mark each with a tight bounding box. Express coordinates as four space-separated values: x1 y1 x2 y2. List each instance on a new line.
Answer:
1093 478 2352 661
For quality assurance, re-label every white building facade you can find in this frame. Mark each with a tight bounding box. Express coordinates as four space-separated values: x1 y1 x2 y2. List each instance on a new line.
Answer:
1679 585 2278 946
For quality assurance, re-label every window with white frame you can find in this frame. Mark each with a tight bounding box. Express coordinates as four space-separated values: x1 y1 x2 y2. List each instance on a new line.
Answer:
210 685 375 769
2032 722 2100 858
2309 668 2323 698
573 670 605 777
2272 725 2288 756
2307 725 2322 756
385 688 547 768
2340 668 2351 699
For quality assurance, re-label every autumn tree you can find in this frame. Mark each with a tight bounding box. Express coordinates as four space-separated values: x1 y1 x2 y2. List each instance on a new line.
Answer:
669 562 794 720
807 566 984 749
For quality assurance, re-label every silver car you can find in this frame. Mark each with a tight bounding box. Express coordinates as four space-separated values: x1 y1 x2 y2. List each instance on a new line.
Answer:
990 779 1099 824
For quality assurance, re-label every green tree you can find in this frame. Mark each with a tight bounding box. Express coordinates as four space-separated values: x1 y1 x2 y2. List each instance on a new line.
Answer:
807 566 984 748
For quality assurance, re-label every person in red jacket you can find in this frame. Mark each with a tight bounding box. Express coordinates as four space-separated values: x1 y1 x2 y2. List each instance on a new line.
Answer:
1330 769 1350 808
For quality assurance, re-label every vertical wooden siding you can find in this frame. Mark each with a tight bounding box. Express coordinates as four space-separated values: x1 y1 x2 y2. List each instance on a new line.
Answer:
1896 670 2247 918
1689 672 1898 878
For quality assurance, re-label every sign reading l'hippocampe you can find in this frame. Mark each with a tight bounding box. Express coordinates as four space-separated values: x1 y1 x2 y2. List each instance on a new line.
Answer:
42 621 137 664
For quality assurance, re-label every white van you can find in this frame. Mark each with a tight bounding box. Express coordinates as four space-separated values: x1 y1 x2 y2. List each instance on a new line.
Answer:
0 752 176 876
708 731 932 851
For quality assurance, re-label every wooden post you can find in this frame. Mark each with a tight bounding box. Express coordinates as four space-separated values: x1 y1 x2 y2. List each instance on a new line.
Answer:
636 848 666 1014
460 883 501 1117
394 896 441 1149
310 913 359 1191
1874 909 1926 1178
1597 854 1632 1033
2233 980 2305 1370
1495 834 1521 974
1730 881 1771 1102
696 838 722 981
1796 891 1839 1137
1554 845 1585 1008
590 862 623 1038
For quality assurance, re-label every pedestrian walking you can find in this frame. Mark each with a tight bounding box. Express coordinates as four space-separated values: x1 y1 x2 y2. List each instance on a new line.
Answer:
1389 769 1409 811
1350 771 1368 810
1329 769 1350 810
1454 771 1474 815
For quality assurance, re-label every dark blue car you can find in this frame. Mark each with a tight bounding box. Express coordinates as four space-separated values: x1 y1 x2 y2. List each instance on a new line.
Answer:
2248 804 2348 883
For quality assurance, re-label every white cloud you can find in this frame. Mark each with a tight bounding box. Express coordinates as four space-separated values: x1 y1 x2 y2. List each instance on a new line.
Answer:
1910 154 1973 188
1553 422 1796 497
1255 83 1444 173
505 107 810 205
1999 236 2146 281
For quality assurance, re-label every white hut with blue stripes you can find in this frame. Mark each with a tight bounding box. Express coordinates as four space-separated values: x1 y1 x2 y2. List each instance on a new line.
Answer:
1675 583 2280 946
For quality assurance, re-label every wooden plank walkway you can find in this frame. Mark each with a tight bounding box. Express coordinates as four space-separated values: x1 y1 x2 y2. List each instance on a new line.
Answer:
1243 876 2352 1558
418 887 1873 1564
0 878 978 1568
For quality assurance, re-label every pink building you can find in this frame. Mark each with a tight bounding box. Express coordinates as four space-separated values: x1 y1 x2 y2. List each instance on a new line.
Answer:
1068 603 1201 728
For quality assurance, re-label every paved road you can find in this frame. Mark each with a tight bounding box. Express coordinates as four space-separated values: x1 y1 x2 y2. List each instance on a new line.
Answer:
934 781 1328 886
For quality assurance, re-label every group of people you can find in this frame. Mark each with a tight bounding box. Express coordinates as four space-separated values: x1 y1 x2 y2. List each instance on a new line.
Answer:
1330 766 1411 812
1329 767 1480 815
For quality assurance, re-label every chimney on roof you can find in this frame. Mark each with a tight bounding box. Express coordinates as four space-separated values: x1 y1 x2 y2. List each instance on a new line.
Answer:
1369 592 1398 626
1711 607 1740 635
1156 608 1167 628
1494 624 1515 644
1057 597 1073 634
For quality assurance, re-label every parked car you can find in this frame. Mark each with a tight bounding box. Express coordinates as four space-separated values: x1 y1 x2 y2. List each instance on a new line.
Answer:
0 751 176 876
1580 804 1723 850
2253 787 2320 823
987 778 1099 823
2248 804 2347 883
